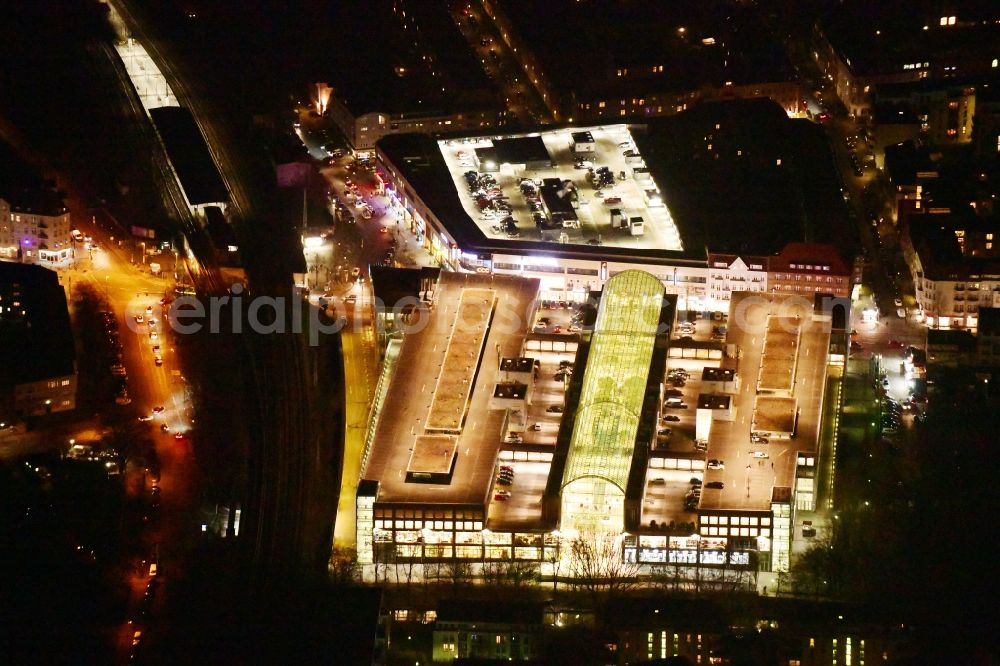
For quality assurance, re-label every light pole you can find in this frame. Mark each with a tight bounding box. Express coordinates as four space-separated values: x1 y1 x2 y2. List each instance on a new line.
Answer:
140 241 146 265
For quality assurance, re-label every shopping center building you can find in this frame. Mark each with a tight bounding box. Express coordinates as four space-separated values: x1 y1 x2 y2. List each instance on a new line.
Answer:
375 109 852 314
355 266 838 580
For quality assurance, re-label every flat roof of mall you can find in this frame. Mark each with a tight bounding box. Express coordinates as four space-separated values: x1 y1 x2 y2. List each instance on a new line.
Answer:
362 272 540 505
752 396 797 434
377 100 851 265
758 316 800 393
425 288 496 431
695 293 830 511
377 129 705 266
439 125 684 254
408 436 459 475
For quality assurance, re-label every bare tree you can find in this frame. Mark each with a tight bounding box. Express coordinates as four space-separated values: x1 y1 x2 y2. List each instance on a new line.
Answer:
567 532 640 600
442 560 472 590
504 559 539 589
329 546 360 585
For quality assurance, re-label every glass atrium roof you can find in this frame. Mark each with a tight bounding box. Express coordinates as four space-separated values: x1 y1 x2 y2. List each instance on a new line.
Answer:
562 270 664 493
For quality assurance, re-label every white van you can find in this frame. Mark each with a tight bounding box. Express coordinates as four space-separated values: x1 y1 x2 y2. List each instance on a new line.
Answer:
664 397 684 407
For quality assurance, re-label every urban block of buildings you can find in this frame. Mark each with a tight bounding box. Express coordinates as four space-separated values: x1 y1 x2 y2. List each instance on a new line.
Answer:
0 262 77 423
0 142 73 265
478 0 806 123
813 0 1000 119
315 0 506 154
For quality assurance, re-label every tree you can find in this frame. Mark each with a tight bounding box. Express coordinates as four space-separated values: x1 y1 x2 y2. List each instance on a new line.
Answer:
567 532 639 600
328 547 360 585
442 560 471 590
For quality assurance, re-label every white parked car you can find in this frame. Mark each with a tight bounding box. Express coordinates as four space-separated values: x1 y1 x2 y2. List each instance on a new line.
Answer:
707 459 725 470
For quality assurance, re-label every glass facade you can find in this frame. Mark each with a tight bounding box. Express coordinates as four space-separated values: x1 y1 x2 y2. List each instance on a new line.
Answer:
561 270 664 534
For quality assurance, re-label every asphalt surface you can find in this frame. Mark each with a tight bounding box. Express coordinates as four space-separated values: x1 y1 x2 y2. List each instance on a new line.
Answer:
363 272 539 505
697 293 831 512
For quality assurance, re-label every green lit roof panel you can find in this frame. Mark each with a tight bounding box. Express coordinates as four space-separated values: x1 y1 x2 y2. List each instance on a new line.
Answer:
562 270 663 492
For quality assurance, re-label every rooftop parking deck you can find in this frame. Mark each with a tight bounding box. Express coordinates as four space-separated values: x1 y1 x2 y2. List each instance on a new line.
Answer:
686 293 830 511
362 273 541 505
438 125 683 252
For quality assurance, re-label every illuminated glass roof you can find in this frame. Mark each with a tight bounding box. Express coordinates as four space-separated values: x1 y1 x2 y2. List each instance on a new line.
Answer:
562 270 663 493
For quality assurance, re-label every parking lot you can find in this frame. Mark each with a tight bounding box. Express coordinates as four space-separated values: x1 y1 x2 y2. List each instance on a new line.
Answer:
439 125 683 251
486 460 550 529
658 357 716 453
515 347 575 445
641 469 705 528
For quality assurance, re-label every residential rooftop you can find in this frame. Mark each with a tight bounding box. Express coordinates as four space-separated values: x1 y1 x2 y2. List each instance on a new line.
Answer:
0 263 75 387
0 141 67 217
313 0 499 118
822 0 1000 78
498 0 794 99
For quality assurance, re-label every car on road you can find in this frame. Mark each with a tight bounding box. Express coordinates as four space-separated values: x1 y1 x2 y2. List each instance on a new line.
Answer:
145 306 153 316
152 406 164 414
546 404 564 413
149 331 158 341
138 415 154 422
664 402 688 409
707 459 725 470
345 294 357 304
603 196 622 205
752 450 769 459
887 339 904 349
154 356 163 367
750 433 768 444
173 432 187 441
494 490 511 501
894 298 903 307
135 314 144 325
657 427 672 437
662 415 680 422
705 481 725 489
531 422 543 431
